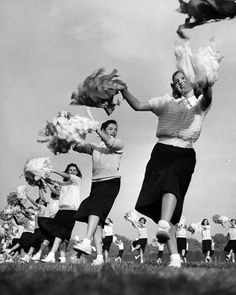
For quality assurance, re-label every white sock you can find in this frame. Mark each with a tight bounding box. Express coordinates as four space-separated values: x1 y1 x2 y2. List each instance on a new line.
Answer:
83 238 91 245
170 254 181 261
158 220 171 229
97 254 103 260
48 252 55 257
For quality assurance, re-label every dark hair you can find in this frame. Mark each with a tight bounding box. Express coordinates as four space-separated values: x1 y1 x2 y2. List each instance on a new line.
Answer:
139 217 146 224
36 198 47 206
101 120 118 131
64 163 82 178
171 70 202 99
201 218 209 225
231 219 236 223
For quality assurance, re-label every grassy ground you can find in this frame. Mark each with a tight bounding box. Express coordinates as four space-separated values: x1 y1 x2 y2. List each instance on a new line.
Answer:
1 260 236 295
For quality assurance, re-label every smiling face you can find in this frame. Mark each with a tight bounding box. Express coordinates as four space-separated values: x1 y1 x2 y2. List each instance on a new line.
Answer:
104 123 118 138
67 166 78 176
172 71 193 97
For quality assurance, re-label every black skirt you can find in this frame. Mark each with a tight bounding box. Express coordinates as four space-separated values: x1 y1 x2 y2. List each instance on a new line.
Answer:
30 228 46 250
202 239 212 253
224 240 236 252
38 210 76 243
135 143 196 225
74 178 121 226
132 238 148 251
177 237 187 252
18 232 34 252
102 235 113 252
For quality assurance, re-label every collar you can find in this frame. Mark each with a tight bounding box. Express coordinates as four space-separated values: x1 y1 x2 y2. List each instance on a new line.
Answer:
176 95 198 108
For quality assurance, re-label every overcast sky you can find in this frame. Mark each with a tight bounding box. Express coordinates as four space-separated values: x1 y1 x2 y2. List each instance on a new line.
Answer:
1 0 236 241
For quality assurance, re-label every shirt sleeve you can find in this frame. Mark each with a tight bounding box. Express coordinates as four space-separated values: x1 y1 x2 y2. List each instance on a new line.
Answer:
106 137 124 153
69 175 82 185
73 143 95 155
149 94 172 116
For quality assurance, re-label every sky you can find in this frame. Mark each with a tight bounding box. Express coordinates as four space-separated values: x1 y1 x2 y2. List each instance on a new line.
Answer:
1 0 236 242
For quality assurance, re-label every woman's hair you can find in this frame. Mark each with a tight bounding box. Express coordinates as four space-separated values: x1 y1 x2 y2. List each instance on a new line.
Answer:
35 198 47 206
64 163 82 178
171 70 202 99
201 218 209 225
101 120 118 131
231 219 236 223
139 217 146 224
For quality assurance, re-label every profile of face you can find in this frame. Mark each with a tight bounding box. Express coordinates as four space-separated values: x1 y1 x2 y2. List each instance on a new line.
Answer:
172 72 192 96
104 123 118 138
67 166 78 176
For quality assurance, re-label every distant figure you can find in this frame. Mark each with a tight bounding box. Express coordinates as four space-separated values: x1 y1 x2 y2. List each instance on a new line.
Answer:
102 218 114 263
114 237 124 263
223 219 236 263
130 217 148 264
201 218 212 263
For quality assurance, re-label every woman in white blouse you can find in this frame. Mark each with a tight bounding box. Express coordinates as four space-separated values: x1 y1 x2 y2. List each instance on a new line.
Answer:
119 71 213 268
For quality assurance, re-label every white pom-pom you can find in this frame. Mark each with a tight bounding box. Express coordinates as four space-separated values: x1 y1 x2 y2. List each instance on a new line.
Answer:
124 210 139 223
16 185 28 204
24 157 52 180
175 40 223 88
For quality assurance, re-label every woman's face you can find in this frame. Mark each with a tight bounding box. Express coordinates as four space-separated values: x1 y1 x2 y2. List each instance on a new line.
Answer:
104 123 118 138
67 166 78 176
203 219 208 225
173 72 192 96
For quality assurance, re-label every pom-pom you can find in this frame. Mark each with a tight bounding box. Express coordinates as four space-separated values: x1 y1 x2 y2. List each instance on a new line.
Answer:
124 211 139 223
70 69 124 115
212 214 230 224
187 222 202 234
175 40 223 88
7 192 18 206
38 111 99 154
16 185 28 204
24 157 52 186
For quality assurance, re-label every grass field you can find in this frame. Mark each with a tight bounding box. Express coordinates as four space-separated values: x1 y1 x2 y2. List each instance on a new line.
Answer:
1 260 236 295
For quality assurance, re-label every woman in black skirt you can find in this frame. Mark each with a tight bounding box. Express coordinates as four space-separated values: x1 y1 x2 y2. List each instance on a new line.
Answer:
73 120 124 266
39 163 82 263
119 71 213 268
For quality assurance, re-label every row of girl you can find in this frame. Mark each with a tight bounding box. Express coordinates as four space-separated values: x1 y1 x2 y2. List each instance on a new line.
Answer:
0 68 225 268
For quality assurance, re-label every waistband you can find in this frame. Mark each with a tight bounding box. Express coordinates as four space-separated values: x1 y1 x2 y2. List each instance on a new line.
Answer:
158 137 193 149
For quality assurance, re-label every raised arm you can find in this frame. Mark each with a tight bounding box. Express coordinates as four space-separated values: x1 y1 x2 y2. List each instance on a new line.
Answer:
120 87 151 111
200 86 212 110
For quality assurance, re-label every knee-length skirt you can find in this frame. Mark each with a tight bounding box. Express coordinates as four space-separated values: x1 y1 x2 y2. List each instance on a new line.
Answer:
38 210 76 243
74 178 121 226
135 143 196 225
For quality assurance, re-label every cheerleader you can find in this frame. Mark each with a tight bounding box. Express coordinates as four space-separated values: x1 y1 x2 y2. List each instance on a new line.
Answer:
39 163 82 263
20 188 48 263
102 218 114 263
183 242 189 263
6 207 36 258
119 71 213 268
31 188 60 262
201 218 212 262
152 237 164 264
72 120 124 266
129 217 148 264
176 217 188 262
223 219 236 263
114 237 124 263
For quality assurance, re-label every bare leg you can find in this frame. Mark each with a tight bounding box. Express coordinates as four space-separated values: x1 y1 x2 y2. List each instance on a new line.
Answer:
85 215 100 240
94 225 103 256
167 223 178 255
50 237 62 254
161 193 177 222
140 248 144 263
